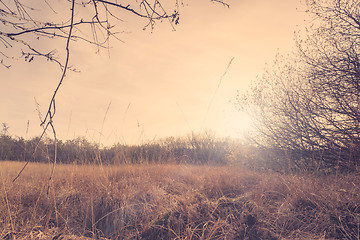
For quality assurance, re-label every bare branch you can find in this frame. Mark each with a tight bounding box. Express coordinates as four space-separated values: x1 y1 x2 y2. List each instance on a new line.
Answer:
13 0 76 182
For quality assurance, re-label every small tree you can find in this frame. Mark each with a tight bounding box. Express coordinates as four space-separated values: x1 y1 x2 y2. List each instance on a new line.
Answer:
1 123 9 136
0 123 11 160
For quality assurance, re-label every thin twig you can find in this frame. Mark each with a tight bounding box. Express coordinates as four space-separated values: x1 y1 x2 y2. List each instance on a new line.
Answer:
13 0 75 183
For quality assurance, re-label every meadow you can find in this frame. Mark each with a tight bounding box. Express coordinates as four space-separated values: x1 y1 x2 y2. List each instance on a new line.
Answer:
1 161 359 239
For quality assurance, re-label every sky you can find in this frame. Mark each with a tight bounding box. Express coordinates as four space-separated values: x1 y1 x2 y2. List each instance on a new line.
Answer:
1 0 309 146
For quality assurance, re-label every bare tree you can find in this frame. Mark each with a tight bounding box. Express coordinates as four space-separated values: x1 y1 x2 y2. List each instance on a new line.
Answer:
237 0 360 172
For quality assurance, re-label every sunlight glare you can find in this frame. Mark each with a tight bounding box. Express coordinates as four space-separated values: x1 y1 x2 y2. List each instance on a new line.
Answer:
217 109 254 140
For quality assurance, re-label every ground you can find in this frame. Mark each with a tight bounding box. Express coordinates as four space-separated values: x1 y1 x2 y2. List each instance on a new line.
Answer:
1 161 359 239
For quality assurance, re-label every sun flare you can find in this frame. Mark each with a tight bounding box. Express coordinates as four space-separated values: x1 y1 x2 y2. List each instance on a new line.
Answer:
215 109 254 140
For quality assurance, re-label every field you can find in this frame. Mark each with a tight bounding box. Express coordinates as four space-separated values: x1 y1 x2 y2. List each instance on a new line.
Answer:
1 161 360 239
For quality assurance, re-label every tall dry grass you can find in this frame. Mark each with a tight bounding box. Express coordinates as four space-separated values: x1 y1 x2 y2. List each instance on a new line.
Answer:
0 161 359 239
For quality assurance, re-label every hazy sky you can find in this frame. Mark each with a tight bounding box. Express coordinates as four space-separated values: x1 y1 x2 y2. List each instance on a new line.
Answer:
1 0 309 145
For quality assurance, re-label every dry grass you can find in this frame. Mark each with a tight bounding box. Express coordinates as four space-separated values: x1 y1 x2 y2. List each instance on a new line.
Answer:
0 161 359 239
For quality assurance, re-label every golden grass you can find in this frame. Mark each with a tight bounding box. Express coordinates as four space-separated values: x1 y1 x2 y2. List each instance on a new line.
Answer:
0 161 360 239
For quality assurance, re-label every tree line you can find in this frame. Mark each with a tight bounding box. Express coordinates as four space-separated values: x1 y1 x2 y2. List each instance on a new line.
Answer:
1 124 357 174
0 129 239 165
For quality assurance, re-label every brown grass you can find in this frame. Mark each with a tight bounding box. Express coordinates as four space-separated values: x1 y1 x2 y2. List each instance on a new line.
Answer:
0 161 359 239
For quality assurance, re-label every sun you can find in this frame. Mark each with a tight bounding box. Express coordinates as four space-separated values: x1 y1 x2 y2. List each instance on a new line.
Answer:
215 109 254 140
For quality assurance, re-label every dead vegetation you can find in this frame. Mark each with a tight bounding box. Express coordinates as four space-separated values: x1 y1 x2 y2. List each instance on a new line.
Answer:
0 161 359 239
